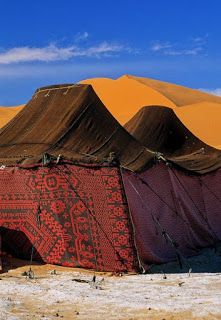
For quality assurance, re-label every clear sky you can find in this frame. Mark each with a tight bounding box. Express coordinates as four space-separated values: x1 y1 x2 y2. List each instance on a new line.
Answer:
0 0 221 105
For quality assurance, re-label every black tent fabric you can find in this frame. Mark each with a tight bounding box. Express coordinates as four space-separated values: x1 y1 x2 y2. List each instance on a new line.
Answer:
124 106 221 174
0 84 153 171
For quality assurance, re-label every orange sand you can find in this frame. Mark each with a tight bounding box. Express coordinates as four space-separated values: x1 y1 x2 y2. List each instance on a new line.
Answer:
130 75 221 106
80 75 176 124
175 101 221 149
0 105 24 128
81 75 221 149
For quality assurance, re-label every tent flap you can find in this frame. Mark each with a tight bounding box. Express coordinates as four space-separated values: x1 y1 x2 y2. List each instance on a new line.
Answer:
0 164 138 272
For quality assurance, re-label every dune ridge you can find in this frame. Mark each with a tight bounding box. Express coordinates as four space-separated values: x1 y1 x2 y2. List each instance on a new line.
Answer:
129 75 221 106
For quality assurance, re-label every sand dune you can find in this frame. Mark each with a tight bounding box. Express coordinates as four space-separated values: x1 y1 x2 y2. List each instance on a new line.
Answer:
0 105 24 128
130 75 221 106
174 101 221 149
81 75 221 149
80 75 176 124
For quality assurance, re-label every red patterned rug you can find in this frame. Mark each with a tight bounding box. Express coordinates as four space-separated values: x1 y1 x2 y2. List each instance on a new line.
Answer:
0 164 138 272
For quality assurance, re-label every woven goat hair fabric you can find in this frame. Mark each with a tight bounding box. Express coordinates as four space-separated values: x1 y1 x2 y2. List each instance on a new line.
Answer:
122 163 221 271
0 164 138 272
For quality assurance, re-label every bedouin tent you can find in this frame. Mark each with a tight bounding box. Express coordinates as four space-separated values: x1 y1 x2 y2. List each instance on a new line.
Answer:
0 84 152 273
124 105 221 173
0 83 221 273
122 105 221 270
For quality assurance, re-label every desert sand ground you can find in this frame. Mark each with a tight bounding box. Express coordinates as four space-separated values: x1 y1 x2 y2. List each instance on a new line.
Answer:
1 245 221 320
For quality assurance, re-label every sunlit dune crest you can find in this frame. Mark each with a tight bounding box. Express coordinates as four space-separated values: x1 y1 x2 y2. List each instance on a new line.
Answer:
130 75 221 106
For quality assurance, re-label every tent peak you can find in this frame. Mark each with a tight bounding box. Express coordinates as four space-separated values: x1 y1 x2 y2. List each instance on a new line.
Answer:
35 83 91 94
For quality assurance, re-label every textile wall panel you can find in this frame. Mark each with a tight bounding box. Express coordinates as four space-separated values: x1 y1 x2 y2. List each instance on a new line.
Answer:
122 163 221 271
201 171 221 239
0 165 138 272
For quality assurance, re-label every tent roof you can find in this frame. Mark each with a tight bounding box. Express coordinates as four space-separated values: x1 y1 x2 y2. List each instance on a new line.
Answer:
124 106 221 174
0 84 153 171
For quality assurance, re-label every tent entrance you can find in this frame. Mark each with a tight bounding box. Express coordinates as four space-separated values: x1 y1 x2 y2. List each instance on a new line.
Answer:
0 227 43 272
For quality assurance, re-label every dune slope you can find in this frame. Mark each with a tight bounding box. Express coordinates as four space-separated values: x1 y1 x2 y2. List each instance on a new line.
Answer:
0 105 24 128
130 75 221 106
174 101 221 149
80 75 176 124
81 75 221 150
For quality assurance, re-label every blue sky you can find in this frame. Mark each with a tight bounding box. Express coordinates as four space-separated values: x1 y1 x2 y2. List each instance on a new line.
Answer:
0 0 221 105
